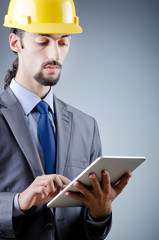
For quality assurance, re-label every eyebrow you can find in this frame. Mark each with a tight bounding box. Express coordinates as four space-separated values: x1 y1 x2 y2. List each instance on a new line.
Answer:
36 34 71 39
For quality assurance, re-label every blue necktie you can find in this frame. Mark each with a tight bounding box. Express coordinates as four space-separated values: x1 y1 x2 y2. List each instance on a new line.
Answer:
36 101 56 174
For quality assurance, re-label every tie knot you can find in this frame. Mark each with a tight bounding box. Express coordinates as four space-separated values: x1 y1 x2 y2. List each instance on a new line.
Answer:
36 101 49 114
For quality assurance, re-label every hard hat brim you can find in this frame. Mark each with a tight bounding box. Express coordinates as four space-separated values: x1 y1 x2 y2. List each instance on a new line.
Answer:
3 22 82 34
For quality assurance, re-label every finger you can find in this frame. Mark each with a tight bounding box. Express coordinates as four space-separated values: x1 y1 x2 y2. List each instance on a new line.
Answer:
53 175 64 190
89 173 102 195
50 178 55 192
61 185 67 190
41 191 48 199
113 172 132 195
66 191 85 202
34 185 49 199
74 181 92 198
101 170 111 193
35 177 53 197
47 190 59 200
37 176 55 194
59 175 71 185
45 179 55 194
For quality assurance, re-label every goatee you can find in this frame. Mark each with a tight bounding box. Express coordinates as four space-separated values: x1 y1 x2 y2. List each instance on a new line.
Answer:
34 71 61 86
34 60 62 86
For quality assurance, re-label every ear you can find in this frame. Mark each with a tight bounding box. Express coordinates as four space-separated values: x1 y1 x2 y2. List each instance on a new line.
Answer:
9 33 22 53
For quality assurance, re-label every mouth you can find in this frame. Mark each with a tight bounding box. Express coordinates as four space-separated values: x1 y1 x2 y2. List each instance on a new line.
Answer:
44 65 60 74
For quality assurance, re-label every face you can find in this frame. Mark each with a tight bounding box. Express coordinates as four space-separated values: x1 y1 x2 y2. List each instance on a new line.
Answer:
15 31 71 87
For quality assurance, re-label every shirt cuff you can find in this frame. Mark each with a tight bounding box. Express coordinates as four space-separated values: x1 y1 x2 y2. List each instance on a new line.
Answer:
88 211 111 222
13 193 25 217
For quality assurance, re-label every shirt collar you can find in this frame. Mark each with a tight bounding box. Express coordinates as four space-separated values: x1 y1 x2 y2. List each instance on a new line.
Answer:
10 79 54 115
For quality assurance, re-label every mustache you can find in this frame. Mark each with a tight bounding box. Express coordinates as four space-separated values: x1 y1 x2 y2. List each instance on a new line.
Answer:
42 60 62 69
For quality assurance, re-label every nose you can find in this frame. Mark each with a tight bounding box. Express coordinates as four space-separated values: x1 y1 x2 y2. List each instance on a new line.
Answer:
46 41 60 62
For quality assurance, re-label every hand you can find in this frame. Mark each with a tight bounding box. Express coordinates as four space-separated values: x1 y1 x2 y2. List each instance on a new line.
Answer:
19 174 71 211
66 170 132 219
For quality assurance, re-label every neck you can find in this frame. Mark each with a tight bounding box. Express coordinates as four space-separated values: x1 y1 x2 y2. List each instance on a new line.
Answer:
15 69 51 99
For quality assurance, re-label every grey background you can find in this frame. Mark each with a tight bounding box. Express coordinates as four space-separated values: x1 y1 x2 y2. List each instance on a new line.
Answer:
0 0 159 239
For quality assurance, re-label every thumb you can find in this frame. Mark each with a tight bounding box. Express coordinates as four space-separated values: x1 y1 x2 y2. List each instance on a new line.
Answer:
113 172 132 197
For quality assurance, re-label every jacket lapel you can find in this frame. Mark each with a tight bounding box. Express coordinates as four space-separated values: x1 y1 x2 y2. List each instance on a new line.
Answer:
0 88 44 178
54 95 73 175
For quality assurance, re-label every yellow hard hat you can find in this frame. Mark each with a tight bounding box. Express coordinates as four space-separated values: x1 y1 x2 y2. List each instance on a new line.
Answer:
3 0 82 34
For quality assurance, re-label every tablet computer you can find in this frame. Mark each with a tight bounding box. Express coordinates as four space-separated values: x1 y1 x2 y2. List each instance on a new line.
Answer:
47 156 145 208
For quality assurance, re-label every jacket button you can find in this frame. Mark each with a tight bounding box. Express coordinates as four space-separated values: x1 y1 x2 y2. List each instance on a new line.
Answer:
45 223 54 230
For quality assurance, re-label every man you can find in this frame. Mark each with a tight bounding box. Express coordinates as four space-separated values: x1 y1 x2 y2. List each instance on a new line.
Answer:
0 0 132 239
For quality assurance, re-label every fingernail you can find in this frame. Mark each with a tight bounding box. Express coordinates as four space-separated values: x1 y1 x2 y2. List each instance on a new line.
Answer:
74 182 80 187
90 174 95 179
103 170 107 175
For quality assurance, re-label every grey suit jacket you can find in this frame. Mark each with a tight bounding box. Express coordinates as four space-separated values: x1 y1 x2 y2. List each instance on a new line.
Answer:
0 87 112 240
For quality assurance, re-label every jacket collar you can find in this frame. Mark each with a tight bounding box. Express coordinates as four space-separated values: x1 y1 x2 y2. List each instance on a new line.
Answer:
0 87 45 178
54 95 73 175
0 88 73 177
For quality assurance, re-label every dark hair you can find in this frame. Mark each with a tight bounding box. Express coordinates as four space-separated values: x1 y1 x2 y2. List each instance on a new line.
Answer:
4 28 24 90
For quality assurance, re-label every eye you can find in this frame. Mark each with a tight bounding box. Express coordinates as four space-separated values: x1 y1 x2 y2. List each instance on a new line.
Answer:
58 39 69 47
59 42 68 47
35 36 49 46
38 42 48 46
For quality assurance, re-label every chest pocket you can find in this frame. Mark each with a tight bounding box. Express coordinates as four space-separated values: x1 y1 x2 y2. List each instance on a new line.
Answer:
64 157 89 181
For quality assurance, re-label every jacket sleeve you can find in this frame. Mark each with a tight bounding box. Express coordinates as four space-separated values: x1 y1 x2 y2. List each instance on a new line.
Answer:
81 118 112 240
0 192 16 238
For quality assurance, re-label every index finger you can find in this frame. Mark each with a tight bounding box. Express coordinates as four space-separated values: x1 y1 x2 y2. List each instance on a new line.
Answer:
101 170 111 193
58 175 71 185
